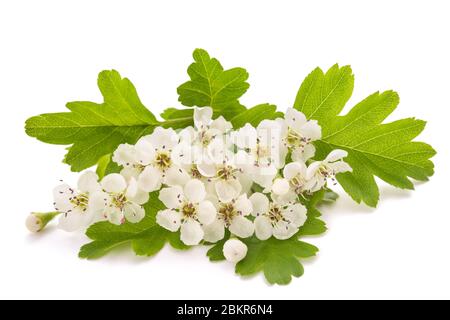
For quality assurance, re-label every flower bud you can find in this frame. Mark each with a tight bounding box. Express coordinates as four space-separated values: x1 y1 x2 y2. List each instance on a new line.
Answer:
25 212 59 233
223 239 248 263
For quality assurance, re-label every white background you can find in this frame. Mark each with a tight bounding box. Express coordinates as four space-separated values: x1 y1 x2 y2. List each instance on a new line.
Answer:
1 0 449 300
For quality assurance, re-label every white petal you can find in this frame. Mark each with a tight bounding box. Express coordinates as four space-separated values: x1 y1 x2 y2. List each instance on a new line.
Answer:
304 176 325 193
325 149 348 162
25 214 42 233
194 107 213 129
328 161 353 174
283 161 306 180
156 209 181 232
159 185 183 209
178 126 196 144
284 203 307 228
249 193 269 217
105 206 124 225
234 124 257 149
254 216 273 240
271 190 298 206
196 162 217 177
215 179 242 203
58 209 92 232
210 116 232 132
120 166 141 181
164 166 190 187
272 178 290 195
234 194 253 216
183 179 206 203
180 220 204 245
124 203 145 223
229 216 254 238
126 179 149 205
134 138 156 165
202 219 225 243
272 221 298 240
88 191 109 212
306 162 322 180
101 174 127 193
285 108 307 129
77 171 100 194
291 144 316 162
52 184 74 212
299 120 322 140
138 166 162 192
197 201 217 225
148 127 179 150
112 144 137 166
223 239 248 263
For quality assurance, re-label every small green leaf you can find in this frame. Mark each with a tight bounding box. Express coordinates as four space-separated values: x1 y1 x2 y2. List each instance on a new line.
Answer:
25 70 159 172
230 103 283 128
236 236 318 285
177 48 248 119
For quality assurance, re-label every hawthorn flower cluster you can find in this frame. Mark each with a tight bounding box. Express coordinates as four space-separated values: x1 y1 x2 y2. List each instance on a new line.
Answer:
27 107 352 263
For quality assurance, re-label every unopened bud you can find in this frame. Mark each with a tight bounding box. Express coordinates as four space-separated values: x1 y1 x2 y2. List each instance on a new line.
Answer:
25 212 60 233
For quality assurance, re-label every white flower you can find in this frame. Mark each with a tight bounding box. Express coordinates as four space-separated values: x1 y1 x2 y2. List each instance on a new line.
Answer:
53 171 102 232
223 239 248 263
250 192 307 240
90 173 147 225
113 127 190 192
305 149 352 192
156 179 217 245
202 194 254 243
279 108 321 162
271 161 309 204
233 122 282 191
173 107 232 165
196 149 245 203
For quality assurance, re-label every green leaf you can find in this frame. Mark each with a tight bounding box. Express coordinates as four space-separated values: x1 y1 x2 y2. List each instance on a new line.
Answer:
206 231 230 262
295 65 436 207
79 192 189 259
298 190 328 236
25 70 159 172
230 103 283 128
177 48 249 119
236 236 318 285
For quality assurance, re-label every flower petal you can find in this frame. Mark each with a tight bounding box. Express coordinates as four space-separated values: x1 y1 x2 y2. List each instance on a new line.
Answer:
196 162 217 177
88 191 109 212
272 220 298 240
284 203 307 228
134 138 156 165
202 219 225 243
210 116 232 132
197 200 217 225
124 203 145 223
215 179 242 203
156 209 181 232
183 179 206 203
164 166 190 187
194 107 213 129
254 216 273 240
249 193 269 217
180 220 204 245
58 209 92 232
229 216 254 238
77 171 100 194
52 184 74 212
112 144 137 166
271 178 290 195
138 166 162 192
105 206 124 225
283 161 306 180
299 119 322 141
148 127 179 150
234 194 253 216
285 108 307 130
328 161 353 174
159 185 183 209
101 173 127 193
325 149 348 162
